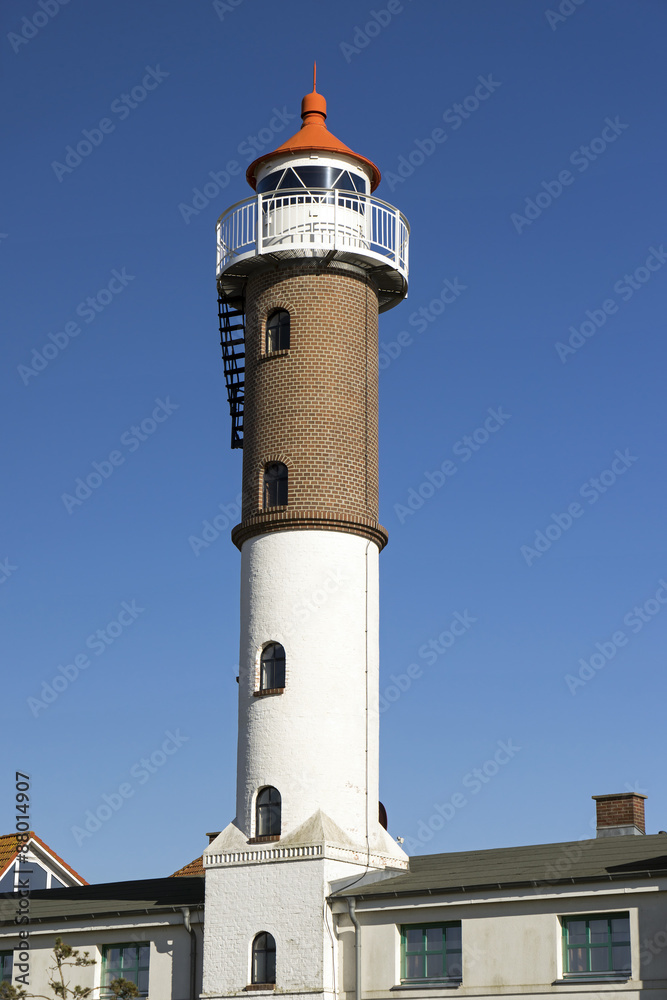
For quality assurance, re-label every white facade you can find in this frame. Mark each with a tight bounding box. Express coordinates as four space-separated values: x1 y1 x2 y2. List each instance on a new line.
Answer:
0 904 203 998
332 876 667 998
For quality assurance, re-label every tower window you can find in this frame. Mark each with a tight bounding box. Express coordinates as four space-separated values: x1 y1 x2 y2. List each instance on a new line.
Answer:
263 462 288 508
266 309 290 352
256 786 281 838
251 932 276 985
260 643 286 691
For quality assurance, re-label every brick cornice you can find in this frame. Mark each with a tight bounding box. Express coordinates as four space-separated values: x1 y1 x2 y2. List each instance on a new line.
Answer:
231 510 388 551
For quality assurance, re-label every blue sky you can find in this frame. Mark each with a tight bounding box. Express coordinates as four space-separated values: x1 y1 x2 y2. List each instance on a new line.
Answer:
2 0 666 883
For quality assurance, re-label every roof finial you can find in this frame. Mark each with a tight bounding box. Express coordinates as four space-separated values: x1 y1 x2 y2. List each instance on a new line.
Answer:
300 64 327 124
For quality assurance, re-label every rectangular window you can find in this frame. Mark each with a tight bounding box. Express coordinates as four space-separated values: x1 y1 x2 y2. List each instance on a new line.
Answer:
562 913 631 978
101 944 149 997
401 923 462 983
1 951 13 982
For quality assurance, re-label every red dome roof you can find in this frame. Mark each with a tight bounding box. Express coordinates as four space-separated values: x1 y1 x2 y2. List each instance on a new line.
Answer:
246 70 381 192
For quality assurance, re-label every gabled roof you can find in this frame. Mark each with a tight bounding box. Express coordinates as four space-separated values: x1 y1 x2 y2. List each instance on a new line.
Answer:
335 833 667 899
0 832 87 886
171 855 204 877
0 877 204 924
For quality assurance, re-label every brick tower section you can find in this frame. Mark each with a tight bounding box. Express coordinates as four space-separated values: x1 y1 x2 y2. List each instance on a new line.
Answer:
231 263 388 551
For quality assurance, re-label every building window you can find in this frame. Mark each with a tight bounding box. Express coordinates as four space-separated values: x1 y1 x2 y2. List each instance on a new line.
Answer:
260 643 285 691
102 944 150 998
251 932 276 985
1 951 13 982
401 923 462 983
266 310 290 352
263 462 288 508
562 913 631 978
256 787 281 838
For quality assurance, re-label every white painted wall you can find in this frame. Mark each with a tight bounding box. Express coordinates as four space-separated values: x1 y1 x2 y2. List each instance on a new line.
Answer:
203 855 366 999
0 912 202 999
235 530 381 849
334 882 667 998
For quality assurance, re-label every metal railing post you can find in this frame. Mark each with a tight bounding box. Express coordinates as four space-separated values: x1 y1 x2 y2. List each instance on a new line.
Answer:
395 209 401 268
333 189 338 250
256 194 263 254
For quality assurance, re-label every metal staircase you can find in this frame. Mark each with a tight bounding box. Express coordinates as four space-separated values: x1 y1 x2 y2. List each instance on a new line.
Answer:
217 293 245 449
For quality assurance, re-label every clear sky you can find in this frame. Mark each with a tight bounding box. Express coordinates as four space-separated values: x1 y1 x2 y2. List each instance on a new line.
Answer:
3 0 666 884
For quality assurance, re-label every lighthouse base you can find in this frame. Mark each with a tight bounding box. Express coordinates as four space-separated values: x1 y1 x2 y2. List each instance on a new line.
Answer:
202 818 406 998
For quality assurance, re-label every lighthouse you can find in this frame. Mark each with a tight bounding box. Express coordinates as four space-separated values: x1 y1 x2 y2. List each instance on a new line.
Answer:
203 71 410 999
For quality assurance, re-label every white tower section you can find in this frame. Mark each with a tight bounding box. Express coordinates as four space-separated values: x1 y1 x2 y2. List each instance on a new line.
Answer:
203 75 409 1000
236 531 382 849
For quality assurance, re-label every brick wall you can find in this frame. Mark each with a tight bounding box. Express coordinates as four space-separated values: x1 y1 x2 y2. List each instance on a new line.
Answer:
593 793 646 833
232 263 387 550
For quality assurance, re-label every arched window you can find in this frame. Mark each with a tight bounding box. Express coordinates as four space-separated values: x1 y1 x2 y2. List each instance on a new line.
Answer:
252 932 276 985
256 786 281 838
263 462 288 508
266 309 290 352
260 643 285 690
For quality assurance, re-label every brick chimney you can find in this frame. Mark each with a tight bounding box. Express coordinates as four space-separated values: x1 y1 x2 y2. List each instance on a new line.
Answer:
593 793 646 837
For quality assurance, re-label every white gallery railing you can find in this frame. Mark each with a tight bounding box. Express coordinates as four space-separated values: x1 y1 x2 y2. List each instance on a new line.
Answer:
216 188 409 281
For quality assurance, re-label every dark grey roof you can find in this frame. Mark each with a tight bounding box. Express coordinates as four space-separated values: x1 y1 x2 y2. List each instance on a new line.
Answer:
0 876 204 926
336 834 667 899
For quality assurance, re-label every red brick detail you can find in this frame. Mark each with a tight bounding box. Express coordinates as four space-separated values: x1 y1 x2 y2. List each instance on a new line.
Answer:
232 511 388 551
592 793 646 833
238 265 385 546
